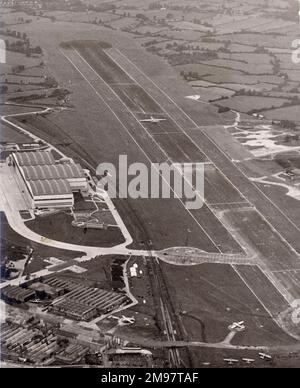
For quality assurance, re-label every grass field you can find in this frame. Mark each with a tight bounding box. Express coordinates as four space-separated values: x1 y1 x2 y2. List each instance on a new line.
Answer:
0 122 32 143
217 96 290 113
262 105 300 121
202 59 273 75
161 262 295 347
175 63 282 85
26 213 125 248
1 50 42 74
217 33 293 49
252 181 300 235
188 85 235 101
0 212 84 275
204 165 247 205
225 208 300 273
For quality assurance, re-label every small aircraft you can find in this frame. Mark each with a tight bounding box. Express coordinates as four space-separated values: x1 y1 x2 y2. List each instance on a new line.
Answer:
224 358 239 365
228 321 246 331
140 116 167 124
242 358 255 364
120 315 135 324
111 315 135 324
259 352 272 361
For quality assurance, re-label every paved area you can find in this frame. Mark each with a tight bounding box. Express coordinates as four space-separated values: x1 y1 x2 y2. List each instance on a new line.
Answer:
0 163 31 212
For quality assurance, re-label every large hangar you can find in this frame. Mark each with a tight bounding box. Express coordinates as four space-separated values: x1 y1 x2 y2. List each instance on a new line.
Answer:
21 163 87 191
9 151 88 209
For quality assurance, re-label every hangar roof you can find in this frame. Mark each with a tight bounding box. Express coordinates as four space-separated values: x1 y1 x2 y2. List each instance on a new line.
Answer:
22 163 85 181
28 179 72 197
14 151 56 166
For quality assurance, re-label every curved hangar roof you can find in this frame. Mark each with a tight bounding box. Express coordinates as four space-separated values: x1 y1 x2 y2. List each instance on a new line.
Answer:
28 179 72 197
14 151 55 166
22 163 85 181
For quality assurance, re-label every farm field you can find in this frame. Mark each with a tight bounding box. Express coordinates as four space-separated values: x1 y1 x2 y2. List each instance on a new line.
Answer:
216 33 293 49
188 85 235 102
202 59 273 75
175 63 283 85
46 10 121 23
262 105 300 121
0 51 42 74
217 96 290 113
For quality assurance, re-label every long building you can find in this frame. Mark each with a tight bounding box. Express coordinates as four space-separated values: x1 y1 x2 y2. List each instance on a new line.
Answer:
21 163 87 191
42 276 129 321
9 151 88 209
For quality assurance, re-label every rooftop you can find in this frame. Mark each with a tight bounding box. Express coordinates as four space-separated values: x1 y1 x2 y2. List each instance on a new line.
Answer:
22 163 85 181
13 151 56 166
28 179 72 197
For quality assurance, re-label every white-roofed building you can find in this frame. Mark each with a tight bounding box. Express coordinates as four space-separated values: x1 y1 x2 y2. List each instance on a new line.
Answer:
21 163 87 191
9 151 88 209
13 151 55 166
26 179 74 209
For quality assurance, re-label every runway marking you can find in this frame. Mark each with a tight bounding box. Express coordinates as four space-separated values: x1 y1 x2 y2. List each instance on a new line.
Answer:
258 266 294 305
109 83 135 86
113 49 300 256
61 48 221 253
271 269 300 274
151 131 183 135
209 201 250 206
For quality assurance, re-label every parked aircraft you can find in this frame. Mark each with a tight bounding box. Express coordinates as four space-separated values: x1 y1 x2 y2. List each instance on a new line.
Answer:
229 321 246 331
259 352 272 360
140 116 166 124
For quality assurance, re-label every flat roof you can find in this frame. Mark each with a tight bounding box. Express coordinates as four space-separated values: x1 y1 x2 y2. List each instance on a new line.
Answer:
28 179 72 197
13 151 56 166
22 163 85 181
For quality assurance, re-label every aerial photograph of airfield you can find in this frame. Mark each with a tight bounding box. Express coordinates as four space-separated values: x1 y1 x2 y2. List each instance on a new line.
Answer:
1 0 300 368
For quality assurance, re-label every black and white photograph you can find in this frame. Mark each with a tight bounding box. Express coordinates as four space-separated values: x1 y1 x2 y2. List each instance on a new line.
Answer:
0 0 300 372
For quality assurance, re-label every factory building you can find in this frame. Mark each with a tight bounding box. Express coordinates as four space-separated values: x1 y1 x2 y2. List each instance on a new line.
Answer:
55 344 89 365
21 163 87 191
28 282 65 300
42 275 129 321
51 299 98 321
1 285 35 304
9 151 88 209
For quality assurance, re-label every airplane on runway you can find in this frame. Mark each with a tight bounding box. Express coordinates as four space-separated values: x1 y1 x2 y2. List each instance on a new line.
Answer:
224 358 239 365
259 352 272 361
228 321 246 331
140 116 167 124
242 358 255 364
